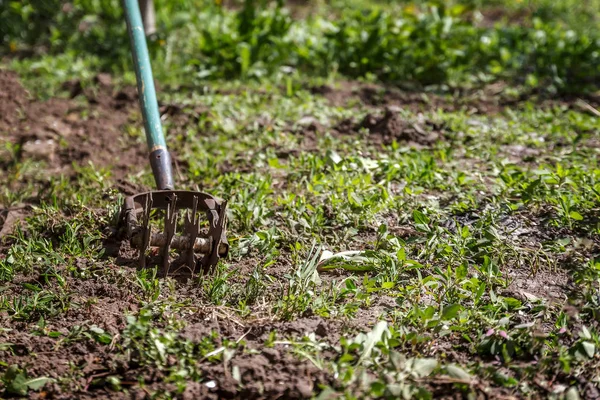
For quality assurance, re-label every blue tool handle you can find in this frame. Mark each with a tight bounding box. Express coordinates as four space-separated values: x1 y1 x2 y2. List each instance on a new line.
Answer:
123 0 174 190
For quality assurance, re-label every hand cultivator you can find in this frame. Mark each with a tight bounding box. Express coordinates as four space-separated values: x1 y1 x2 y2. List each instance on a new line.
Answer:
120 0 228 275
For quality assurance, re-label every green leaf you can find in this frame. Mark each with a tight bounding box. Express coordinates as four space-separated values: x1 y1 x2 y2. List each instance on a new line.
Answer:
412 210 430 230
456 263 467 279
582 341 595 358
526 73 539 87
2 365 27 396
446 364 472 380
349 191 363 207
6 372 29 396
238 42 251 76
580 326 592 340
95 333 112 345
22 283 41 292
0 342 13 351
154 338 166 362
424 306 435 320
327 150 342 165
569 211 583 221
24 376 53 391
315 388 338 400
90 326 105 335
3 365 21 384
502 297 522 309
411 358 438 378
3 366 52 395
441 304 462 320
358 321 388 364
566 387 581 400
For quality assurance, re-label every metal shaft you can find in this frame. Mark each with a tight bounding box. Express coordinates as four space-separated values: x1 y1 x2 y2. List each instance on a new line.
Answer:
123 0 174 190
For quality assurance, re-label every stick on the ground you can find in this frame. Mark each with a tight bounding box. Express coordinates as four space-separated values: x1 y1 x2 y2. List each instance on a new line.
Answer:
576 99 600 117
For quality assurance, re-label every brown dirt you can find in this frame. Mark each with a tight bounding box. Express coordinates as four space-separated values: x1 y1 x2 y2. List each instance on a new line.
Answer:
310 81 505 115
0 69 147 185
288 104 447 150
194 344 330 400
0 69 30 130
331 106 444 146
0 256 352 399
474 6 533 29
0 265 137 398
0 207 30 239
0 68 155 242
220 0 318 19
357 107 442 146
310 81 600 116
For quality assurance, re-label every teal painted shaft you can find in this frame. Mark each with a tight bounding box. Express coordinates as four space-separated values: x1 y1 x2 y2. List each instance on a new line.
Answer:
124 0 174 190
123 0 166 151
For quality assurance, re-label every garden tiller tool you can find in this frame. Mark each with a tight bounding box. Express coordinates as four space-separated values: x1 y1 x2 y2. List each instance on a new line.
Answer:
120 0 228 275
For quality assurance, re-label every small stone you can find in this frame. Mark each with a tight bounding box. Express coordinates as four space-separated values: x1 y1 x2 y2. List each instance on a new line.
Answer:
205 380 216 389
95 73 112 87
0 209 27 238
21 139 57 161
295 381 313 398
262 348 280 362
297 116 319 126
42 115 73 137
315 322 328 337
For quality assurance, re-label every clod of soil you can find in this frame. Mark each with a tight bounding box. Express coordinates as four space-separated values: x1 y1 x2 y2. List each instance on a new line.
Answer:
358 107 440 145
0 208 29 239
333 106 443 146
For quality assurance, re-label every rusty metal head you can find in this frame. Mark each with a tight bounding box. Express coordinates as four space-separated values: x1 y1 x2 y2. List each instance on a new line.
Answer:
121 190 228 275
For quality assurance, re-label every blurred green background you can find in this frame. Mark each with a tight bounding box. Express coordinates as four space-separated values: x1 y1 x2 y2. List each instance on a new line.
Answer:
1 0 599 94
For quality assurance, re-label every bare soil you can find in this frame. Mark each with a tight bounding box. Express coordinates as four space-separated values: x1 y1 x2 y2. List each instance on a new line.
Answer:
0 69 147 185
354 107 442 146
309 81 600 116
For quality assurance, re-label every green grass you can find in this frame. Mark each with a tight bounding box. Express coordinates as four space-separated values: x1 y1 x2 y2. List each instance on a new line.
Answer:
2 77 599 397
1 0 600 398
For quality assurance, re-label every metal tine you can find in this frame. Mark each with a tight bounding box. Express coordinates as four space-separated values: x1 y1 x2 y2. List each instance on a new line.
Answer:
183 195 200 273
139 193 153 269
170 196 199 278
162 193 178 274
201 200 227 274
123 190 228 274
168 211 193 277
